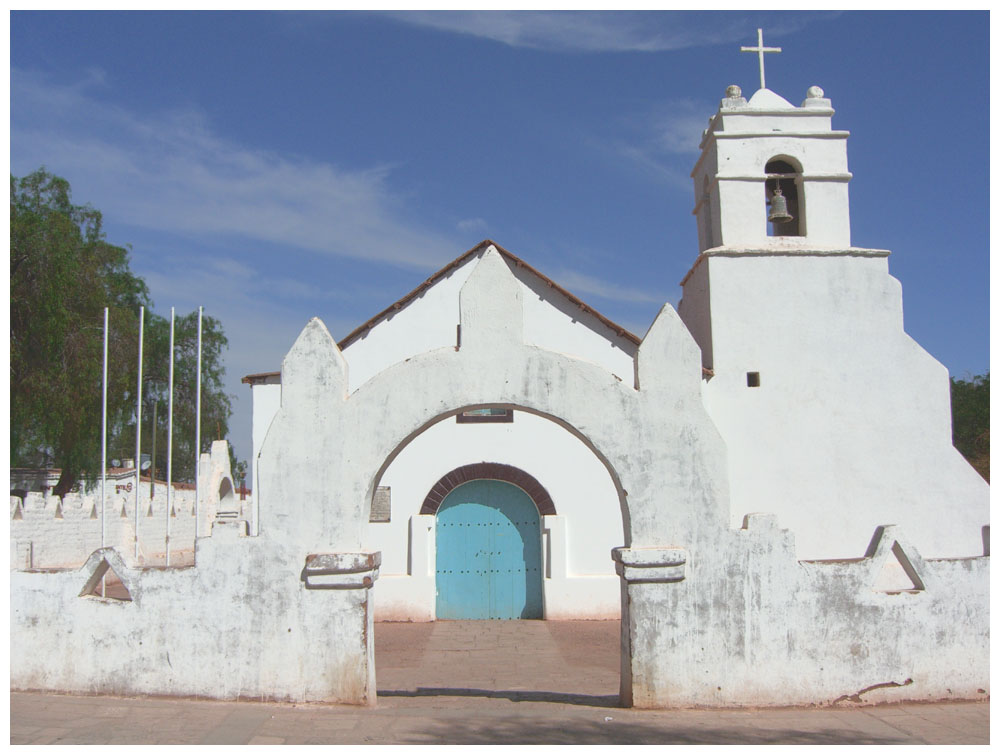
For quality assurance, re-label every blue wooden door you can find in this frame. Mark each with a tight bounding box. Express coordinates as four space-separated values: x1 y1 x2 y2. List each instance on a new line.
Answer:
436 480 542 619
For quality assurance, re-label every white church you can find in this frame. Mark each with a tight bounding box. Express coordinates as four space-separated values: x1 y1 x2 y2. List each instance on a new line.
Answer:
12 39 989 708
242 79 988 625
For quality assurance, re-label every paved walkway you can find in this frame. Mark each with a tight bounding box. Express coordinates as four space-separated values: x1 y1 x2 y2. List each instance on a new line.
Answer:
10 621 989 745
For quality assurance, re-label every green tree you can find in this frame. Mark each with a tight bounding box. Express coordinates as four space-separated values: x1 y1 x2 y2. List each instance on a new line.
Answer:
951 372 989 481
11 168 235 494
12 169 148 495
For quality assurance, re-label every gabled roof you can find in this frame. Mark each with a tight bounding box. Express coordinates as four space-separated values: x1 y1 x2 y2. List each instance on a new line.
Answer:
243 240 642 384
339 240 641 348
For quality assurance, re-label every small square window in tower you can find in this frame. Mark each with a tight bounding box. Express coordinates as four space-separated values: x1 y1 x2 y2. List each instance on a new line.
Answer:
765 159 802 237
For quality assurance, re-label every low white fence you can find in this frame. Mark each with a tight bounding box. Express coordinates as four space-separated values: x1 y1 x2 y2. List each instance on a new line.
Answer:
10 482 227 569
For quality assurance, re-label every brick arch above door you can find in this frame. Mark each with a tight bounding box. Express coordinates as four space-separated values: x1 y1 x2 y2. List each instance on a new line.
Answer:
419 462 556 516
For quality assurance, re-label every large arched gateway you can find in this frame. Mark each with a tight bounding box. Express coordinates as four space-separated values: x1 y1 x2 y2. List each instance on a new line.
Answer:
363 408 626 622
246 248 731 706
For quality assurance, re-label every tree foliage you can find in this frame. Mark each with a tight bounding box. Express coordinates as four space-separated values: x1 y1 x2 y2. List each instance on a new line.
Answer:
951 372 989 481
11 168 234 495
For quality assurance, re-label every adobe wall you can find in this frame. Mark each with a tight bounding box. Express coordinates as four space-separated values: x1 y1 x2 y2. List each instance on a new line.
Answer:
682 251 990 560
11 531 378 705
11 441 246 569
621 517 989 707
11 486 198 569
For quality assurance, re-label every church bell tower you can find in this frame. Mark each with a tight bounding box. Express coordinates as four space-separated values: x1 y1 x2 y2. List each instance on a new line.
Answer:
673 30 988 563
678 29 878 375
690 82 852 251
689 28 853 251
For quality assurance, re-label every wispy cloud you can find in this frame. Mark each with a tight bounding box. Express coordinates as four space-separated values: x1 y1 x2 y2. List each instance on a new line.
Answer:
383 11 837 53
201 257 344 303
457 217 489 234
645 102 709 156
11 68 457 270
614 100 710 187
582 99 710 191
553 269 662 305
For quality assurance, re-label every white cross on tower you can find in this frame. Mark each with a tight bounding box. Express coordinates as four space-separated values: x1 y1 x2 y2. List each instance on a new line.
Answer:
740 28 781 91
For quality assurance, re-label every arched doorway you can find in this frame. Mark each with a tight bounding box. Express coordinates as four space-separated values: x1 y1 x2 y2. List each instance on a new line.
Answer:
435 479 543 619
364 410 623 622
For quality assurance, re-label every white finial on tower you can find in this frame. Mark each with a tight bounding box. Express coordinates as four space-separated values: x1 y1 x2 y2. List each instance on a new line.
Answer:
740 28 781 90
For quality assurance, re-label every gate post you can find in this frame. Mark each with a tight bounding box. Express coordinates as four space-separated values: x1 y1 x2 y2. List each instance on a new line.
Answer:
302 552 381 705
613 547 688 708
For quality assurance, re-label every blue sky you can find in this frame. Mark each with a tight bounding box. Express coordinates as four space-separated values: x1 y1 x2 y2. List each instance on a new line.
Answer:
11 11 989 466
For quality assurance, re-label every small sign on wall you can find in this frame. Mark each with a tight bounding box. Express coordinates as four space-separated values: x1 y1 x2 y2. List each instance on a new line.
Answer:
370 486 391 523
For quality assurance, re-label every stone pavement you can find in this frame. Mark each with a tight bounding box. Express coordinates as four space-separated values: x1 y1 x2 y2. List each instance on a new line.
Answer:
10 620 989 745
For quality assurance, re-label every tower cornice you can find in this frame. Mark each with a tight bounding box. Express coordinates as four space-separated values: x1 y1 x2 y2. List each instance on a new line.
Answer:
679 247 892 287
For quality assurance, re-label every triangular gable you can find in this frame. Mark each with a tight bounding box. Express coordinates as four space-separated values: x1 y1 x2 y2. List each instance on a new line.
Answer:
338 240 642 350
864 525 928 594
243 240 649 386
79 548 136 603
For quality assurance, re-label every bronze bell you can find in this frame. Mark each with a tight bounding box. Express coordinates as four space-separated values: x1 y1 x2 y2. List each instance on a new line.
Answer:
768 186 793 224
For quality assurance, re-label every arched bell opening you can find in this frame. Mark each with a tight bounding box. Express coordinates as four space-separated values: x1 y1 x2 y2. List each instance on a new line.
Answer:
765 157 804 237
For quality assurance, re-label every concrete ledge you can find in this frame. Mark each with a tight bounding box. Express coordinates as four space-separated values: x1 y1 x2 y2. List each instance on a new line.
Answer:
302 552 382 590
612 547 687 583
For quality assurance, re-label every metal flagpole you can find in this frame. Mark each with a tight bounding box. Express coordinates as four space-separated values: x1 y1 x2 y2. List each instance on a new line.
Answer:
166 307 175 567
101 307 109 597
134 306 144 561
195 306 203 539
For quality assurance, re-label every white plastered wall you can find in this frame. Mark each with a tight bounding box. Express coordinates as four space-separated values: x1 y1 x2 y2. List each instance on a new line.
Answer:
249 379 281 537
10 485 197 569
683 251 989 560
